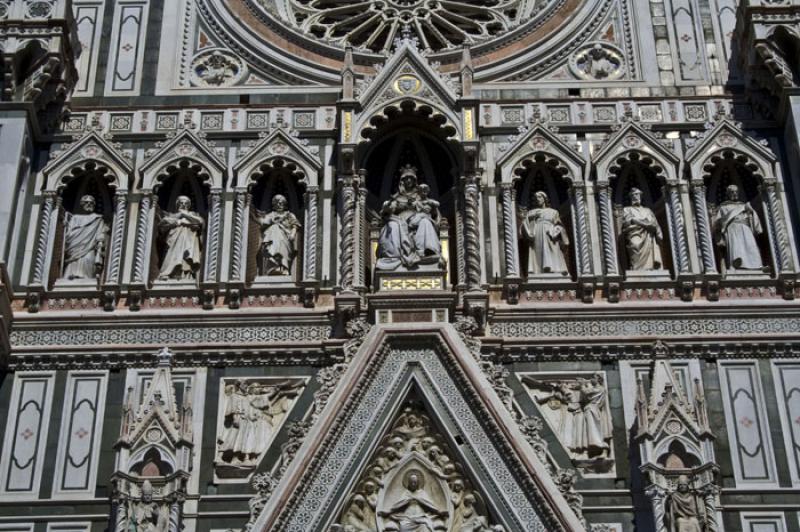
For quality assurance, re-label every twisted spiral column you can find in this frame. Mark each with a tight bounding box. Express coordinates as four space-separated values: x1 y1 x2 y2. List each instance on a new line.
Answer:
338 176 357 290
571 183 592 276
645 486 668 532
105 189 128 285
690 181 717 273
702 486 720 532
354 173 367 289
462 175 482 290
596 183 619 275
763 179 794 272
31 191 57 286
203 188 222 282
230 189 248 282
132 191 153 284
666 180 690 274
499 183 519 278
303 186 319 282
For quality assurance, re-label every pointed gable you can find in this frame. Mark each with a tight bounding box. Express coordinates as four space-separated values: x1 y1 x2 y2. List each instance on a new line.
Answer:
685 119 776 180
43 129 133 191
593 121 679 182
252 323 585 531
496 124 586 183
140 128 227 190
233 127 322 188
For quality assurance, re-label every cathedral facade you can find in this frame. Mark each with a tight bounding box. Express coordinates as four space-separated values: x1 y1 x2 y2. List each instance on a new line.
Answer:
0 0 799 530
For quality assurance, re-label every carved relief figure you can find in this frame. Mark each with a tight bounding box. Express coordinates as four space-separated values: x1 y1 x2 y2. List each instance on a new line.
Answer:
376 166 443 271
60 194 109 280
522 373 614 468
713 184 763 271
665 477 705 532
255 194 301 276
129 481 168 532
519 191 570 276
216 379 303 470
158 195 204 281
379 469 449 531
621 187 663 271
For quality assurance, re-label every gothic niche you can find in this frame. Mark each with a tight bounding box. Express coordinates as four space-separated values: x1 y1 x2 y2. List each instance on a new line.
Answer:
214 377 305 479
513 154 575 280
363 124 458 290
332 404 505 531
520 372 615 475
52 163 114 286
609 153 673 278
152 161 208 284
246 160 305 283
702 150 770 277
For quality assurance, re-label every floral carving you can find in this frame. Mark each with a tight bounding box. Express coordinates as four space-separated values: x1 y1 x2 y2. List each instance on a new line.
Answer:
190 50 245 87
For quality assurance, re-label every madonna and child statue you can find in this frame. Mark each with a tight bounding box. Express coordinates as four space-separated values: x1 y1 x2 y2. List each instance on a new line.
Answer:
376 165 445 273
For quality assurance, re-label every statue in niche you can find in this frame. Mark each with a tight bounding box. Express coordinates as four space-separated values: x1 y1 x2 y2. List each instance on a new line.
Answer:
128 481 168 532
334 405 503 532
60 194 109 280
519 191 570 276
158 195 204 281
621 187 664 271
522 373 614 462
376 165 443 271
216 379 303 468
665 477 705 532
378 469 449 531
255 194 301 276
713 184 764 271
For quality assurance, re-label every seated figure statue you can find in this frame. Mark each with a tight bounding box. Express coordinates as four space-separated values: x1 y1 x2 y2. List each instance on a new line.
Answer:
376 166 443 271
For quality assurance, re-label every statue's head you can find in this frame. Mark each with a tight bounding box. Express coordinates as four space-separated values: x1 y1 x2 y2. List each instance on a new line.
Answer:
404 469 424 492
452 479 464 493
141 480 154 503
176 195 192 211
629 187 643 206
79 194 96 214
534 191 549 207
417 183 430 199
677 475 690 492
363 480 377 494
272 194 288 212
726 184 740 201
398 165 418 193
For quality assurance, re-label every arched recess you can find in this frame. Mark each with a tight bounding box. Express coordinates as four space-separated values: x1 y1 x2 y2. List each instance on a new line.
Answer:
133 130 227 291
594 124 689 292
495 126 592 301
355 100 465 290
30 131 132 293
231 129 322 290
686 120 797 285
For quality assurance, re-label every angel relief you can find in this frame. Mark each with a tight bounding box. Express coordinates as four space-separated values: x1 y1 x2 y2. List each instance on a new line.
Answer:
333 405 505 532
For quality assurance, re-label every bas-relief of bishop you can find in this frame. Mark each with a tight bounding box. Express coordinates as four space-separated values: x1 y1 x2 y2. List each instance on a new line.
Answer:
621 187 664 271
60 194 109 280
158 195 204 281
713 184 764 271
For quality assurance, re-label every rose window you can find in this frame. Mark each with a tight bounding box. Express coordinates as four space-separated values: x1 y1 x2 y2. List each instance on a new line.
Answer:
273 0 524 53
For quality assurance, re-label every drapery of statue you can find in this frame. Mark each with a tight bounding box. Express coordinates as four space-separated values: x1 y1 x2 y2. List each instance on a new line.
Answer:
519 191 570 276
60 194 109 280
158 195 204 281
713 184 764 271
334 405 504 532
255 194 301 276
128 480 169 532
620 187 664 271
664 477 706 532
376 165 444 272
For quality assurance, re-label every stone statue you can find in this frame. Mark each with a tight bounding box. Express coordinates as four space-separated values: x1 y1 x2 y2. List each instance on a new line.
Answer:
216 379 303 468
522 373 613 461
621 187 663 271
129 481 168 532
255 194 301 276
158 195 204 281
713 184 763 271
519 191 570 276
378 469 448 532
376 165 443 271
61 194 109 280
665 477 705 532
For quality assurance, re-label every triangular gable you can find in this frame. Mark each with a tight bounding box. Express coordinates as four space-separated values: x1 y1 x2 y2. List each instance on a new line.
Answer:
358 40 459 113
496 124 586 183
593 120 679 173
685 119 777 176
233 128 322 187
140 128 227 189
43 130 133 191
253 323 585 531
